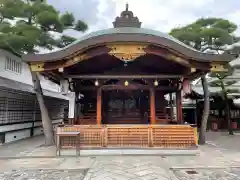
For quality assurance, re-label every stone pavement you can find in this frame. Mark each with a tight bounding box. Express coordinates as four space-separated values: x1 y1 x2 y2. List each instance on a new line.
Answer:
173 168 240 180
0 132 240 179
0 156 176 180
0 169 87 180
84 156 176 180
0 135 44 157
1 154 240 180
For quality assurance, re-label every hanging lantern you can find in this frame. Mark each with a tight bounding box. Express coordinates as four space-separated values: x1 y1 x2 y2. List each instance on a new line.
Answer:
154 80 158 86
183 79 191 94
58 67 64 72
124 80 129 86
95 80 99 86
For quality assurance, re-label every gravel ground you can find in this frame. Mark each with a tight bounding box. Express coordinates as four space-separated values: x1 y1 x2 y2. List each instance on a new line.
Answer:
173 168 240 180
0 169 88 180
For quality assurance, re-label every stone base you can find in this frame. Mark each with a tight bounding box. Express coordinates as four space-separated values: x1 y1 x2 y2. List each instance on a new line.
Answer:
59 149 200 156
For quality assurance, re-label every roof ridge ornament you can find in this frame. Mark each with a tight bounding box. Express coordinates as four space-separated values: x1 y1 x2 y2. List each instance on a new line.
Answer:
112 3 142 28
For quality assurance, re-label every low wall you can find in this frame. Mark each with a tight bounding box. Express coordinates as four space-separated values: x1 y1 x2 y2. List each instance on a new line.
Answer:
0 119 62 144
57 124 198 149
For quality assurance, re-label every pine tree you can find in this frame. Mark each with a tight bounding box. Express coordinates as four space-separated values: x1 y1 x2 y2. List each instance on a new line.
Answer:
0 0 88 54
170 18 238 143
0 0 88 145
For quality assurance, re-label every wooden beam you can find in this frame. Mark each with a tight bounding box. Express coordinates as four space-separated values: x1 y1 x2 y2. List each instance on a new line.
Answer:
76 85 178 91
65 74 183 79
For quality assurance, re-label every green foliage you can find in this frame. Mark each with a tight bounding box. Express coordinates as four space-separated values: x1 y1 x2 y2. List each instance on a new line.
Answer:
170 18 238 97
209 64 233 79
170 17 238 135
75 20 88 32
60 12 75 27
209 65 239 98
170 18 237 52
0 0 88 54
57 35 76 48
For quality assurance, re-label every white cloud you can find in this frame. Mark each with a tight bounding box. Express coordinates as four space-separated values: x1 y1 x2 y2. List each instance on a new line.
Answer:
107 0 240 33
47 0 240 35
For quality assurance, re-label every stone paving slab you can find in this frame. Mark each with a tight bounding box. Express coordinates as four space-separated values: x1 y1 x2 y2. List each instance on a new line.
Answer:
0 169 87 180
0 136 44 157
173 168 240 180
83 156 176 180
0 157 94 172
162 145 240 168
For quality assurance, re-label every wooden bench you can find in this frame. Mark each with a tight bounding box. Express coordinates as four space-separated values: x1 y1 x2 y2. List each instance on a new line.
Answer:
56 132 80 156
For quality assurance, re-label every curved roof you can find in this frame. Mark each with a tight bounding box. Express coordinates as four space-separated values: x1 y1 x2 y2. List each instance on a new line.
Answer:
23 27 233 63
66 27 198 52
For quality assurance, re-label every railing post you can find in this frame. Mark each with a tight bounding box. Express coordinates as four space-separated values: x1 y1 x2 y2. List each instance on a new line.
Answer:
148 126 153 147
194 127 198 146
103 125 108 147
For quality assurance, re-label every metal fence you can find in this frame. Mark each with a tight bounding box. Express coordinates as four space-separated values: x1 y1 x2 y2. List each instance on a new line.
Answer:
0 87 69 126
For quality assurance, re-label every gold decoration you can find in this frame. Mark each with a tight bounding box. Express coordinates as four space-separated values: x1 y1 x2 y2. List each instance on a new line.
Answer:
191 68 196 73
211 64 227 72
107 44 147 61
58 67 64 72
65 53 88 66
30 63 44 72
167 54 189 66
29 53 88 72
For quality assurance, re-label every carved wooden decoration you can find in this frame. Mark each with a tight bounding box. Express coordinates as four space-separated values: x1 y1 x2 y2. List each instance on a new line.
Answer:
166 54 190 67
65 54 88 67
29 54 88 72
30 63 44 72
211 63 227 72
108 44 147 61
191 68 196 73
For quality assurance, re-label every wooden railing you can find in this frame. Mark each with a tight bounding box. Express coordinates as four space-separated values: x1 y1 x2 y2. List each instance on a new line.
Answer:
57 124 198 149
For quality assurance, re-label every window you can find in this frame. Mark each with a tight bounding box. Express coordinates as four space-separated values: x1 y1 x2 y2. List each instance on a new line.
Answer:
5 57 22 74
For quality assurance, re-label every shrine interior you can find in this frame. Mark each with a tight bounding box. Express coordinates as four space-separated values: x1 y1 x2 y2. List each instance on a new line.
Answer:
63 53 184 125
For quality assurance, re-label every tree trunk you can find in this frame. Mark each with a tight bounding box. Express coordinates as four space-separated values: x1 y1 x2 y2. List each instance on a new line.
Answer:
198 75 210 145
31 72 54 146
220 81 234 135
225 100 233 135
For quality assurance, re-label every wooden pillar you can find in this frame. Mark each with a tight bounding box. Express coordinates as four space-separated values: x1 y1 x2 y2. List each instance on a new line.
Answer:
169 93 174 121
150 88 156 124
176 90 183 124
96 88 102 125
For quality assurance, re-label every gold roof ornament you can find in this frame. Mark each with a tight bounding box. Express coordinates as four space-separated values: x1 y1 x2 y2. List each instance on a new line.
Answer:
108 44 146 61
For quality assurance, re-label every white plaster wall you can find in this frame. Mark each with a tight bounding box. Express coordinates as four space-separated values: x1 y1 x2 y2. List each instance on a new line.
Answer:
2 119 62 143
5 129 31 143
1 119 62 133
0 123 32 133
0 53 61 92
33 127 43 136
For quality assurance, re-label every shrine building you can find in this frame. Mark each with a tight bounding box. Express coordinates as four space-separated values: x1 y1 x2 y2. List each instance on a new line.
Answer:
23 5 234 149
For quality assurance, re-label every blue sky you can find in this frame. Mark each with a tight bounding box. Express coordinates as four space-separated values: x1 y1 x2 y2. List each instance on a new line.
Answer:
47 0 240 37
